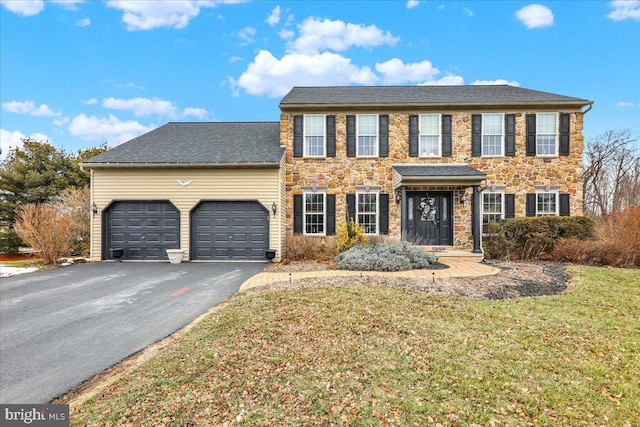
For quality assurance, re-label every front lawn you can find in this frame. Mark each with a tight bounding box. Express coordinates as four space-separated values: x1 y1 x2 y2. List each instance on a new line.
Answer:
67 266 639 426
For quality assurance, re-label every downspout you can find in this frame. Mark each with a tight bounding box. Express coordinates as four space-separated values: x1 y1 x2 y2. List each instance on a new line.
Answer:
582 102 594 114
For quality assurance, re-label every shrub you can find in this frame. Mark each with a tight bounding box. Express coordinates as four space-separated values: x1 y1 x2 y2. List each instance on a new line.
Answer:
335 241 435 271
284 234 337 261
336 218 367 253
0 227 23 254
483 216 596 260
53 186 90 255
14 203 75 265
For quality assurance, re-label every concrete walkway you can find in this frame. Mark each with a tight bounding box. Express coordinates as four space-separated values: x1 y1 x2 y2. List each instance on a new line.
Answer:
240 259 500 292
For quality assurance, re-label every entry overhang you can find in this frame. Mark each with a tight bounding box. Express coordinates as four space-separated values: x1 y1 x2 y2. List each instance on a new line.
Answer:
392 164 487 188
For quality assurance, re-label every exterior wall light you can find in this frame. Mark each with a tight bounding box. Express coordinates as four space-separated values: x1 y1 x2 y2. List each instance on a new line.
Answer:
92 202 98 215
272 202 277 216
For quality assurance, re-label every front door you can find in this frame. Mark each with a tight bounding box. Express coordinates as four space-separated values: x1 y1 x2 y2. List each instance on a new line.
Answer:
405 191 453 246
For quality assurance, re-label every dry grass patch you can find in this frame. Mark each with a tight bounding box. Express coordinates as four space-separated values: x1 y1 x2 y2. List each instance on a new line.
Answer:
66 267 639 426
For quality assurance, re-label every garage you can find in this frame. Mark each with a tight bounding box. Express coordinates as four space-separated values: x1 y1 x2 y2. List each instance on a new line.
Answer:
103 201 180 260
191 201 269 260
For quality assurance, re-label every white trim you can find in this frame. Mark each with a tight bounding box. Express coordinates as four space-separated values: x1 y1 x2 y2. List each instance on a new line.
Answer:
355 190 379 236
481 112 504 157
302 189 326 236
418 113 442 157
303 114 326 158
534 190 559 216
356 114 379 158
535 112 559 157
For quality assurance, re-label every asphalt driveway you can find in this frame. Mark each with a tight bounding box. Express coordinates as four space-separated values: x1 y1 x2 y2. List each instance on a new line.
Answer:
0 261 265 404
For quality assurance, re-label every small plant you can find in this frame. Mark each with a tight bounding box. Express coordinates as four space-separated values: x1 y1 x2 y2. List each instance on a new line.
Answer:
336 218 367 253
335 241 435 271
284 234 337 261
14 203 75 265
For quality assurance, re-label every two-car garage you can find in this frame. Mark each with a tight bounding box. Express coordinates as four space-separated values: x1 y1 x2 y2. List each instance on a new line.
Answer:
102 200 271 261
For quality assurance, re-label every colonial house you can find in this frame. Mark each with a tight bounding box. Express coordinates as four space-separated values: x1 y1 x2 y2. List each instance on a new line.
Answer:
82 85 592 262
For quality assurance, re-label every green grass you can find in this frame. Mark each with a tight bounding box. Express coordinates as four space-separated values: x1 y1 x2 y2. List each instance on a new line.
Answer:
69 266 639 426
1 259 42 269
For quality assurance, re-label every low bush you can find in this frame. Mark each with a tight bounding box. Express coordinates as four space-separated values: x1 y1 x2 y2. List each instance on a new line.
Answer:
0 227 23 254
284 234 336 261
336 218 366 253
14 203 74 265
483 216 596 260
335 241 435 271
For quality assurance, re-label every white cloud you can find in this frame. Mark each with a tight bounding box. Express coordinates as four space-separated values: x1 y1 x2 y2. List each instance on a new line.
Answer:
50 0 84 10
238 26 256 44
471 79 520 86
279 29 295 40
228 56 242 63
105 0 245 31
83 98 98 105
76 18 91 27
463 8 474 17
68 114 153 144
1 129 52 160
0 0 44 16
616 101 635 107
418 75 465 86
266 5 281 26
607 0 640 20
182 107 209 119
406 0 419 9
231 50 377 97
103 97 178 117
516 4 554 29
52 117 70 126
375 58 441 85
2 100 60 116
288 17 400 54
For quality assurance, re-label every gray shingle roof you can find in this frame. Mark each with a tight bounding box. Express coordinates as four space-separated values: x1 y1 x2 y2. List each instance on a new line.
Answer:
393 165 487 178
82 122 283 166
280 85 592 108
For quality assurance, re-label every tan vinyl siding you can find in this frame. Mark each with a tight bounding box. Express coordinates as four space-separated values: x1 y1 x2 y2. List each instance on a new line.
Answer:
90 167 282 261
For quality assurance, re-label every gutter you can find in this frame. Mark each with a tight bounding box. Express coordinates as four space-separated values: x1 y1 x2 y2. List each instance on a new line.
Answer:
81 161 282 169
582 101 594 114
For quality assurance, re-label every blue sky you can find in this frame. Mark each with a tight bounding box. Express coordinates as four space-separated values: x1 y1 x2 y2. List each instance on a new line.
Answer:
1 0 639 158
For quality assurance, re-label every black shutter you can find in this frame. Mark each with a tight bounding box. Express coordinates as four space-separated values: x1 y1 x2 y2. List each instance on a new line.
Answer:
442 114 452 157
326 115 336 157
293 115 303 157
526 193 536 217
326 194 336 234
526 114 536 156
471 114 482 157
559 193 570 216
294 194 303 233
379 115 389 157
559 113 570 156
379 193 389 234
409 114 419 157
346 115 356 157
346 193 356 221
505 194 515 218
505 114 516 156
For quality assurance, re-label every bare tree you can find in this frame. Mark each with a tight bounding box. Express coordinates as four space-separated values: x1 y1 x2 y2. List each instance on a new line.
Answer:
583 130 640 217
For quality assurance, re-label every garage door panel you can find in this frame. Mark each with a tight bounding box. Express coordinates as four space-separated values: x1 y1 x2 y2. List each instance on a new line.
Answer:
191 201 268 260
104 201 180 261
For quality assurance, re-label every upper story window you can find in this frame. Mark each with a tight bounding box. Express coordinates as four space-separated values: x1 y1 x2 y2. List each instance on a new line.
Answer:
357 114 378 157
304 114 325 157
536 113 558 156
419 114 441 157
536 192 558 216
356 191 378 235
304 191 326 235
482 113 503 156
482 192 504 233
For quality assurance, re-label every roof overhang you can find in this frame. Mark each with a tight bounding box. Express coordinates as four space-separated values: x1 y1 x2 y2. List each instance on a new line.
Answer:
81 162 281 169
280 101 592 112
392 164 487 189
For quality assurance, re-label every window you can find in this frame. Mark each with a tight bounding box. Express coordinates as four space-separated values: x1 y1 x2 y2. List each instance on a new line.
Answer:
536 192 558 216
304 192 325 235
536 113 558 156
304 114 325 157
482 113 503 156
419 114 441 156
357 192 378 235
482 192 504 233
357 114 378 157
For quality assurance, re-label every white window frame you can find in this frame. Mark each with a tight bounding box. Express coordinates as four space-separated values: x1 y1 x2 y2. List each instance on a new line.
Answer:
303 190 326 236
481 113 504 157
536 112 558 157
419 113 441 157
356 114 378 157
536 191 559 216
356 191 379 235
303 114 326 158
481 191 505 231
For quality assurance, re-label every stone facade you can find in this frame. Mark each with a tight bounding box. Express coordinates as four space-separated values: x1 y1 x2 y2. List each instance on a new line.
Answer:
282 109 585 250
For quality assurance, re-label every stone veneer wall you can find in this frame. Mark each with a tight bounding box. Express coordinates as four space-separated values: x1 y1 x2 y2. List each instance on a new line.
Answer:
281 110 585 250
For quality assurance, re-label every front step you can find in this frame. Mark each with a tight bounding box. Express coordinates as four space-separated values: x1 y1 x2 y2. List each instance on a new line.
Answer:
418 246 484 263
